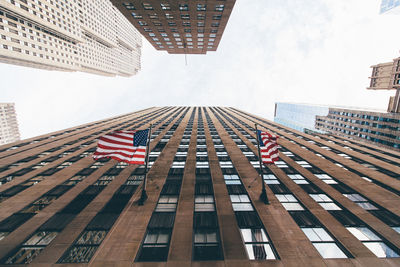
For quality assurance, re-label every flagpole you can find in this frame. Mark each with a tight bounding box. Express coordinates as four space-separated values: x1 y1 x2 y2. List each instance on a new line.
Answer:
138 124 152 206
255 123 269 204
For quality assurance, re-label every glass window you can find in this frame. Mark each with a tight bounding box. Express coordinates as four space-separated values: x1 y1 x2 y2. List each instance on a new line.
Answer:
347 227 399 258
195 195 215 212
230 194 253 211
275 194 304 211
288 174 309 184
363 242 399 258
155 196 178 212
313 243 348 259
240 229 276 260
301 228 348 258
5 231 58 264
309 194 341 210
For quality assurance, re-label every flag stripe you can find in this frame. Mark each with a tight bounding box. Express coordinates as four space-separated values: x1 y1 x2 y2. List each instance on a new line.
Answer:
258 130 279 164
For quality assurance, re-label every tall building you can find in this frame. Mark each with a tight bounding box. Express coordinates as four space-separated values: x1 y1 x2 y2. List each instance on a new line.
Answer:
274 102 329 132
380 0 400 14
111 1 236 54
368 54 400 113
0 103 20 146
0 107 399 265
0 0 142 77
315 107 400 151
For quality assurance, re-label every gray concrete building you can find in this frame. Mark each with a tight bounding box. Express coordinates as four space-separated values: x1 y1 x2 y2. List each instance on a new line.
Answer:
0 103 20 146
0 0 142 77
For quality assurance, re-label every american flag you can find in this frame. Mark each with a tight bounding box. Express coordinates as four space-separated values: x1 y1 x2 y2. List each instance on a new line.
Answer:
93 129 149 164
257 130 279 164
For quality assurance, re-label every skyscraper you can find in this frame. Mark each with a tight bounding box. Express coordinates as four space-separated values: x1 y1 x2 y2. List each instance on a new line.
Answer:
368 54 400 113
380 0 400 14
0 107 399 265
111 1 236 54
315 107 400 151
274 102 329 132
0 0 142 77
0 103 20 146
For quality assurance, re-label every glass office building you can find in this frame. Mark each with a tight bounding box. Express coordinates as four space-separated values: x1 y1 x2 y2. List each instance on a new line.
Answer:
274 102 329 133
380 0 400 14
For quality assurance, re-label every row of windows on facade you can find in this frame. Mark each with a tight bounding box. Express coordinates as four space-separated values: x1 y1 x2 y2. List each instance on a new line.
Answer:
0 109 182 263
226 107 400 163
329 111 400 123
124 2 226 12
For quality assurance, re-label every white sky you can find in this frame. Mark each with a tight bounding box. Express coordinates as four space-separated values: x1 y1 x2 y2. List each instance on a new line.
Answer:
1 0 400 139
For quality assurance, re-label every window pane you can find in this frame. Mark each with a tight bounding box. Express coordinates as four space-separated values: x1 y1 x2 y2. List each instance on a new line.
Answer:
232 203 253 211
313 243 347 258
302 228 320 241
347 227 380 241
319 203 341 210
356 202 378 210
314 228 333 241
240 229 253 242
282 202 304 211
245 244 276 260
364 242 399 258
195 203 215 212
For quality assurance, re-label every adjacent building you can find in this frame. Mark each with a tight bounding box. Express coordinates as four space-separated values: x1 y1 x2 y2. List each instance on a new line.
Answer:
111 1 236 54
368 54 400 113
315 107 400 151
380 0 400 14
0 0 142 77
0 106 399 266
0 103 20 146
274 102 329 132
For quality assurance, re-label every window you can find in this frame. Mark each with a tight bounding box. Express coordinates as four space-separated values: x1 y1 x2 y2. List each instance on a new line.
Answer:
275 161 288 168
181 14 190 20
195 195 215 212
197 4 207 11
315 174 337 184
196 162 209 168
4 231 58 264
230 194 253 211
179 4 189 11
220 161 233 168
215 4 225 11
296 161 312 168
302 228 348 258
137 229 170 261
309 194 341 210
288 174 309 184
263 174 280 184
343 194 378 210
160 3 170 10
142 3 154 10
347 227 399 258
172 161 185 168
240 228 276 260
155 196 178 212
193 229 222 260
224 174 241 185
275 194 304 211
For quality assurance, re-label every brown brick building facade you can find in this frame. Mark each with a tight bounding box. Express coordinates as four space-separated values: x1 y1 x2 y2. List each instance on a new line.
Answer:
111 1 236 54
0 107 399 266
